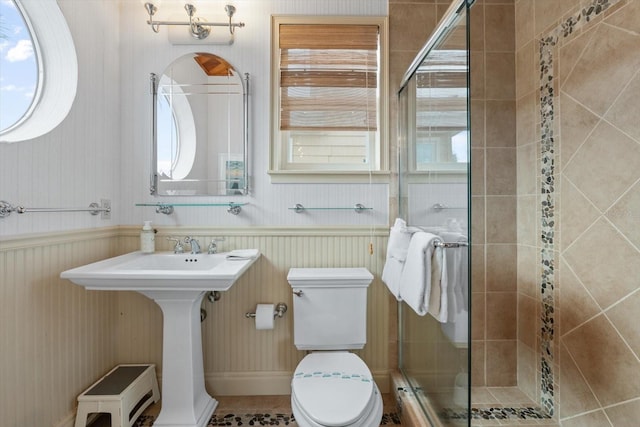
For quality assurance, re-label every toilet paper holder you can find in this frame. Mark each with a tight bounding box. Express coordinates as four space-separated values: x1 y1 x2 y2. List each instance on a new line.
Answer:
245 302 287 319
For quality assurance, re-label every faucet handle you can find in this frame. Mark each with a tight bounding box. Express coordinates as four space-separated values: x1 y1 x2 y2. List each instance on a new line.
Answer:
167 237 185 253
207 237 225 254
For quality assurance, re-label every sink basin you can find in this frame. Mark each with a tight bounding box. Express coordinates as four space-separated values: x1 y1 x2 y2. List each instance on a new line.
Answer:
61 251 258 291
61 249 260 427
116 252 225 270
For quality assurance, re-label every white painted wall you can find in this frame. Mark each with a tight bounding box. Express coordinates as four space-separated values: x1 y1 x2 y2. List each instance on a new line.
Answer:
118 0 389 228
0 0 389 237
0 0 121 238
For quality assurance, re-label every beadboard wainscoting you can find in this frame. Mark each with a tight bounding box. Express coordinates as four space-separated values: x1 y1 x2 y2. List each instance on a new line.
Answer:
0 228 122 427
1 226 392 426
115 226 392 396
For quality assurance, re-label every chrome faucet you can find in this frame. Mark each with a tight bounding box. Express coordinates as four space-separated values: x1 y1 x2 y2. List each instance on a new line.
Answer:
184 236 201 254
167 237 185 254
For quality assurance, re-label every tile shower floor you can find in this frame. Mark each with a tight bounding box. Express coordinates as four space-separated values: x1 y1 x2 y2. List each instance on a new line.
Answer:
470 387 558 427
88 394 401 426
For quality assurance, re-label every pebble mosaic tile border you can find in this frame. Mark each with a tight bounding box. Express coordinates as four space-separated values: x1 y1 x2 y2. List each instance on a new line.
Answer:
210 413 295 426
440 406 552 421
537 0 622 416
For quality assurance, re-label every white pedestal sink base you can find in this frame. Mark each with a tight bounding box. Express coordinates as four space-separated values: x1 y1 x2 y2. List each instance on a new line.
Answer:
60 251 262 427
141 290 217 427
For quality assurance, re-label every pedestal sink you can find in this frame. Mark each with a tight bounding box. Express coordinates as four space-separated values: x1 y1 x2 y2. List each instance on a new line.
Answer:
61 250 260 427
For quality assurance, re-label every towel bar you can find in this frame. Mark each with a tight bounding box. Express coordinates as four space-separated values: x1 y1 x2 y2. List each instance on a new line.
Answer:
0 200 111 219
434 240 468 248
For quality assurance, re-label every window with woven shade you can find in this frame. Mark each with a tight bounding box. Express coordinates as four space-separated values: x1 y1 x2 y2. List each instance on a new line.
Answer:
270 16 388 180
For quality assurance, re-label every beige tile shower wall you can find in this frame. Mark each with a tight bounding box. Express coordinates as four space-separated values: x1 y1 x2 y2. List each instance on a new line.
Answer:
115 227 391 395
388 0 452 224
469 0 518 388
516 0 640 423
515 0 542 404
389 0 519 389
387 0 450 382
557 2 640 422
0 229 120 427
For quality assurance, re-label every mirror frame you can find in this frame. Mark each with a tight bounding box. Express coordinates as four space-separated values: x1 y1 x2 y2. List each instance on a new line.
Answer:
149 56 249 196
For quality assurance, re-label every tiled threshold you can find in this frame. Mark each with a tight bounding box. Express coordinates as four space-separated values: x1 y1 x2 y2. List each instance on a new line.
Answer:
392 370 558 427
88 394 402 426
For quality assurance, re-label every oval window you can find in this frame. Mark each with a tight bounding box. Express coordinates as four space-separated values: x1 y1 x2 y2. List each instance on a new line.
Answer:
0 0 77 143
0 0 39 133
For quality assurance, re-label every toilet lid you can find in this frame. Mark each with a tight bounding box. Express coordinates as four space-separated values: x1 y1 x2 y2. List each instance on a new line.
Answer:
292 352 375 426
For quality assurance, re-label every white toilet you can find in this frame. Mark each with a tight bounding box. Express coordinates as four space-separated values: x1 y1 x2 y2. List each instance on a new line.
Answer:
287 267 383 427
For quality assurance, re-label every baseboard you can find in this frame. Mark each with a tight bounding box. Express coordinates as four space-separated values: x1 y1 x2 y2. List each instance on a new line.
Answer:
206 370 391 396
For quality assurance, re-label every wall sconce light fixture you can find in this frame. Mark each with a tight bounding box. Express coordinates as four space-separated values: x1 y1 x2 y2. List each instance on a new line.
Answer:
143 2 244 40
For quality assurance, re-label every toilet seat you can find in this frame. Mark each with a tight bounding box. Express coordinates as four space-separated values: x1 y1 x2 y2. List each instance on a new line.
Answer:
291 352 381 427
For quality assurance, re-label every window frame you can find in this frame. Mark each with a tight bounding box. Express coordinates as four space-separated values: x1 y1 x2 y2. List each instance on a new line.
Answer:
0 0 41 134
269 15 389 183
0 0 77 143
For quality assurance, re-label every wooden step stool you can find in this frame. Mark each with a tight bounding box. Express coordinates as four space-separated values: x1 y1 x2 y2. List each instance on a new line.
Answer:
74 364 160 427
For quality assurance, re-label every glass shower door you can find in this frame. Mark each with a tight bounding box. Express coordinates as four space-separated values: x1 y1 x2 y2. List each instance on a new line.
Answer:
397 1 471 425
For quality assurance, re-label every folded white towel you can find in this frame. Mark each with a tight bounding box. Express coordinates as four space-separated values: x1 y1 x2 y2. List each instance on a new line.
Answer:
382 218 420 300
226 249 260 260
381 257 405 300
398 232 442 316
439 232 469 321
427 244 448 323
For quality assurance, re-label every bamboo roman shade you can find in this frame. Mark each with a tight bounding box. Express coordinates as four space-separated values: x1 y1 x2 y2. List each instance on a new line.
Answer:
279 24 379 131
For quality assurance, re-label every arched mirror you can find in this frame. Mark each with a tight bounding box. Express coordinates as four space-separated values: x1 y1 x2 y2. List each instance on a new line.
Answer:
151 53 249 196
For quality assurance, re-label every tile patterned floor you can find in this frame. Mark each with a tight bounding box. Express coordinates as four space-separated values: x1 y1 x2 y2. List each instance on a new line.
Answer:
90 388 556 426
91 394 401 426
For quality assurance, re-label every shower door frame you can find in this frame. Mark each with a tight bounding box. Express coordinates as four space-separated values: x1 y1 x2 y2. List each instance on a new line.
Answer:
397 0 474 425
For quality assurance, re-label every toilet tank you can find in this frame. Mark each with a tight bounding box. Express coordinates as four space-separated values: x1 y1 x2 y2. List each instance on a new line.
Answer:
287 268 374 350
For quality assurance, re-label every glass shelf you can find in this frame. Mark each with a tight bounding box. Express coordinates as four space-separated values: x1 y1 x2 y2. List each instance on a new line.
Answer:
136 203 247 207
136 202 247 215
288 203 372 213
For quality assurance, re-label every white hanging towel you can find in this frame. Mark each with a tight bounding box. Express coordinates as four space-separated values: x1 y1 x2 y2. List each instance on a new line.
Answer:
427 244 448 323
382 218 419 300
440 232 469 321
398 231 444 316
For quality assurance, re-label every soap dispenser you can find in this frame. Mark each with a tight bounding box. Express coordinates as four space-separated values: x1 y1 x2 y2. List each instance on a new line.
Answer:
140 221 155 253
